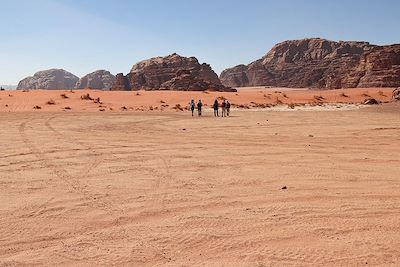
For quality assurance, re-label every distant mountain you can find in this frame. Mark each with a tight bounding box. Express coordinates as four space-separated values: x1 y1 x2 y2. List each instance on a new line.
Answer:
75 70 116 90
0 85 17 90
17 69 79 90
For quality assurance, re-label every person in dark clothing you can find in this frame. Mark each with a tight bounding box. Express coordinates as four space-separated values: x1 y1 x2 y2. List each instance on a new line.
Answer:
226 100 231 116
190 99 195 117
213 99 219 117
197 100 203 116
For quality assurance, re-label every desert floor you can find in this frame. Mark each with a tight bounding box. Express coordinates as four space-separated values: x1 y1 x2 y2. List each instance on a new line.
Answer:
0 103 399 266
0 87 395 112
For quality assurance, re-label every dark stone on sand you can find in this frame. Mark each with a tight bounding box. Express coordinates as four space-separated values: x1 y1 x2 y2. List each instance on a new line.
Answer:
363 98 379 105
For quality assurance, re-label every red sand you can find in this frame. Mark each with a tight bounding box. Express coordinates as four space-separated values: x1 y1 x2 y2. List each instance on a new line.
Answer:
0 87 395 112
0 104 399 266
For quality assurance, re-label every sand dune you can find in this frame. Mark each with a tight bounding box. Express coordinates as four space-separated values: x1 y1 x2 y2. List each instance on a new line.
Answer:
0 87 395 112
0 102 399 266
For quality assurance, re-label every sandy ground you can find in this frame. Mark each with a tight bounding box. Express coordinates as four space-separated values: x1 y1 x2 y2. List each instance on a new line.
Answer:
0 102 399 266
0 87 395 112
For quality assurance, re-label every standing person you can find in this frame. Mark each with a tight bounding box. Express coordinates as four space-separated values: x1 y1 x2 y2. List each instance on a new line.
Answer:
221 99 226 117
213 99 219 117
197 100 203 116
226 100 231 117
190 99 195 117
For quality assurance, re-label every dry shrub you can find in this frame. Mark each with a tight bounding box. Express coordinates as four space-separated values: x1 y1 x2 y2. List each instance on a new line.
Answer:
160 100 166 104
203 91 210 94
93 97 101 104
259 103 272 108
33 105 41 109
46 99 56 105
237 104 250 109
264 93 271 99
172 104 184 111
135 92 141 96
362 92 370 97
64 106 71 110
81 93 93 100
282 93 288 98
60 93 69 99
99 108 105 112
249 102 270 108
288 103 295 109
313 95 324 101
340 92 349 97
22 89 29 92
121 106 128 111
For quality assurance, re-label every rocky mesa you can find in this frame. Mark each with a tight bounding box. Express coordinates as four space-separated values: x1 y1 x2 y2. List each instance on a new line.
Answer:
220 38 400 89
17 69 79 90
75 70 115 90
112 53 235 91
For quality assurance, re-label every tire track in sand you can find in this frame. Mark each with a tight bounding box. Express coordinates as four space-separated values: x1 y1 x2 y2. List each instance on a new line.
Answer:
18 117 120 216
44 116 104 182
19 115 178 263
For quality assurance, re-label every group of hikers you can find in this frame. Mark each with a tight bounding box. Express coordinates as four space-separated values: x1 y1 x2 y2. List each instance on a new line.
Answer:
189 99 231 117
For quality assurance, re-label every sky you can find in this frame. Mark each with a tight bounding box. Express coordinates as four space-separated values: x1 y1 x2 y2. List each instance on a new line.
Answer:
1 0 400 85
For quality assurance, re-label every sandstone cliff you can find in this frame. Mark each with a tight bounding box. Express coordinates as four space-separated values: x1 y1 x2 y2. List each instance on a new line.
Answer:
17 69 79 90
75 70 115 90
220 38 400 89
113 53 235 91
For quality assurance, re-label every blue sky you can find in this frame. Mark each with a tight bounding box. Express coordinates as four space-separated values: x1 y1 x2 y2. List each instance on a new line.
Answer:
1 0 399 84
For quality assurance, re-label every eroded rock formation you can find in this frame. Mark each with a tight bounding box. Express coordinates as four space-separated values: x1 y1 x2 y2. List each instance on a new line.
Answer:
220 38 400 89
393 87 400 101
112 53 235 91
17 69 79 90
75 70 115 90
